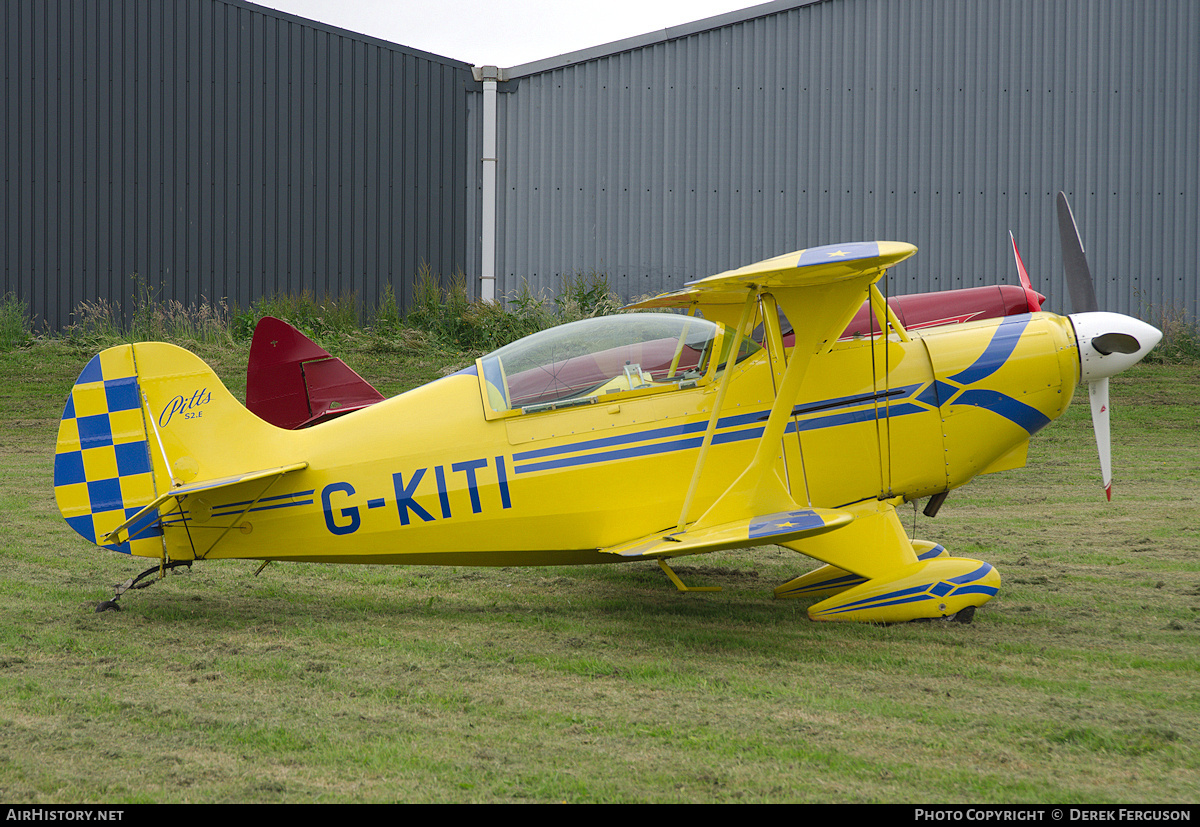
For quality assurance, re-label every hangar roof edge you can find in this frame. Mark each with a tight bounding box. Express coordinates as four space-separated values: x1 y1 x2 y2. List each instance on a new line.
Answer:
233 0 476 70
499 0 827 79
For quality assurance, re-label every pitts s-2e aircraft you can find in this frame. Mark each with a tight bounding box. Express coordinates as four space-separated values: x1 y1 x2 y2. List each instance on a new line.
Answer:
53 194 1160 621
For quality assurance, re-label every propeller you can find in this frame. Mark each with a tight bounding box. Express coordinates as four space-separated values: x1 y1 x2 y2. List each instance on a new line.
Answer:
1054 192 1162 500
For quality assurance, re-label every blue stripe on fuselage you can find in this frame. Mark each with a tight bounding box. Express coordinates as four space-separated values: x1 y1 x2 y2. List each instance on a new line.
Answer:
511 317 1045 475
511 387 930 474
948 315 1030 385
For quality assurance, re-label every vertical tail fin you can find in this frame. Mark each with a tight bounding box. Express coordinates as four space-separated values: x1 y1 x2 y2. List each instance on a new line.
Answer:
54 343 298 557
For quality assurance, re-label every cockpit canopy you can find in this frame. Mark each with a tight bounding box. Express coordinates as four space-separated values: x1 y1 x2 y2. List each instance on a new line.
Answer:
478 313 757 415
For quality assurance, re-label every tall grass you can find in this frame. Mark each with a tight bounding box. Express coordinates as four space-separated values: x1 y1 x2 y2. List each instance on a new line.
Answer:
228 291 362 341
0 293 34 351
556 270 624 319
1141 302 1200 365
50 268 623 355
395 263 623 352
66 275 237 348
34 270 1200 368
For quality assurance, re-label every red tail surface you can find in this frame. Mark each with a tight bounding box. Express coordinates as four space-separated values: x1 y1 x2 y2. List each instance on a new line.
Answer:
246 317 385 429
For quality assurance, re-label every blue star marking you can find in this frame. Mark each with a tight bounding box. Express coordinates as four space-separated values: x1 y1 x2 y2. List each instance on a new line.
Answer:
748 510 827 540
796 242 879 268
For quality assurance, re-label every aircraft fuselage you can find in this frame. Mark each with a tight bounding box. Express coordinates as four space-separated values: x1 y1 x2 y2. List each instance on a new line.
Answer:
160 311 1078 566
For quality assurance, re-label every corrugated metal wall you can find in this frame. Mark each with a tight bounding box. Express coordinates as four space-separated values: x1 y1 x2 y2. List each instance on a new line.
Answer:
2 0 475 330
7 0 1198 329
476 0 1199 319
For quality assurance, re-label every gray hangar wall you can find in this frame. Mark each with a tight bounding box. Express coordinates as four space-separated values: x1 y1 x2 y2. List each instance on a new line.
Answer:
3 0 475 330
472 0 1199 319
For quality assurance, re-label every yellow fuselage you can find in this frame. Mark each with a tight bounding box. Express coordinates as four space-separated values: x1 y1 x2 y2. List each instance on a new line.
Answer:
164 312 1078 566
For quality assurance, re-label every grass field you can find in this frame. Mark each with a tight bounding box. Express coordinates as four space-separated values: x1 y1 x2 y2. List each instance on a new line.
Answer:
0 338 1197 803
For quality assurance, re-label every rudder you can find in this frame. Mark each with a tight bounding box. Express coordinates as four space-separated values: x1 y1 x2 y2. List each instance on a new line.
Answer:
54 343 293 557
54 346 163 555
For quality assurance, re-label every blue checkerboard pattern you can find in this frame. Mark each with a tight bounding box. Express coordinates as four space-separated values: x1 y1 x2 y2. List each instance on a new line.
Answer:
53 348 163 555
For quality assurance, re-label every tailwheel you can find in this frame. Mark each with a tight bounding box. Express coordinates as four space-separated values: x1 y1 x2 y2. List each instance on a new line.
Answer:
96 560 192 613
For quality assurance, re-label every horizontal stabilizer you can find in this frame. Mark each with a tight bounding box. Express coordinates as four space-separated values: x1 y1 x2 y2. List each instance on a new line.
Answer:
103 462 308 545
602 507 853 560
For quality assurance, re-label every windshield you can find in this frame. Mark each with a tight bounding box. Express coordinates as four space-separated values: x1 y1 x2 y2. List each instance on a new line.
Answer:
480 314 736 413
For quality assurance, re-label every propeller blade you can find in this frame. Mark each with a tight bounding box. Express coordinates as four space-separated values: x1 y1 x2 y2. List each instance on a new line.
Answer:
1069 312 1161 501
1057 192 1100 314
1088 377 1113 501
1056 193 1130 500
1009 231 1047 312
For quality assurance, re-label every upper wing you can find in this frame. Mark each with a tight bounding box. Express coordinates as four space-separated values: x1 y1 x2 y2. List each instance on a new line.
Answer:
628 241 915 332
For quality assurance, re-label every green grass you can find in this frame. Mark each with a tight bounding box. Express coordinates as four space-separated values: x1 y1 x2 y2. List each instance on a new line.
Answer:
0 306 1198 802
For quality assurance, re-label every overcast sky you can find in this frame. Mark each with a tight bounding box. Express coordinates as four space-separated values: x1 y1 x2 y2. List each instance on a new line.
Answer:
256 0 768 67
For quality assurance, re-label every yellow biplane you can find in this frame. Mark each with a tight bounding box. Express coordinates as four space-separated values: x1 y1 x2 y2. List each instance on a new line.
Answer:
53 195 1160 621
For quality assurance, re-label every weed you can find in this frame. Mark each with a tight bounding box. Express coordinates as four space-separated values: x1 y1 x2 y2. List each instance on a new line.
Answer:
233 291 361 341
1141 302 1200 365
398 267 619 352
65 277 234 347
556 270 623 320
0 293 34 351
53 267 622 359
445 270 470 324
453 280 555 351
373 283 403 334
406 262 444 333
